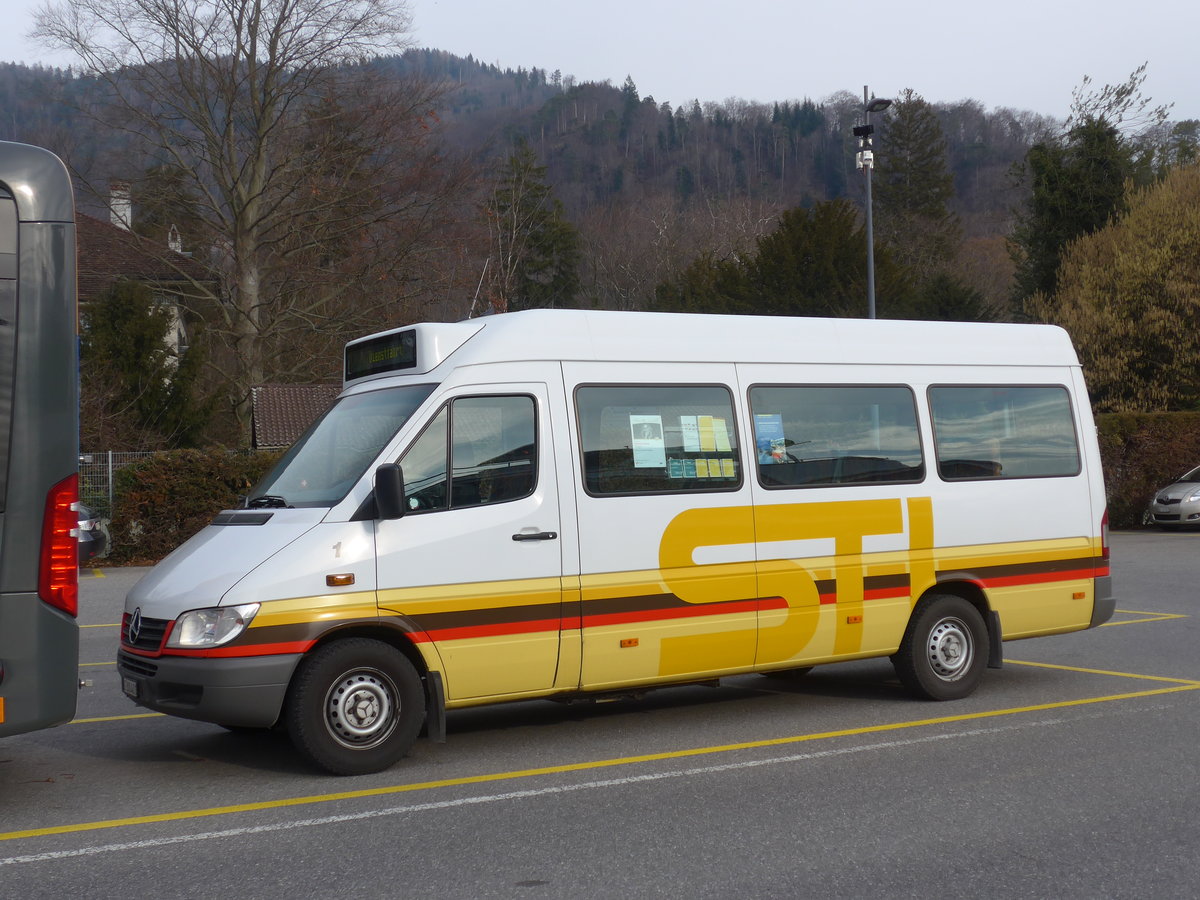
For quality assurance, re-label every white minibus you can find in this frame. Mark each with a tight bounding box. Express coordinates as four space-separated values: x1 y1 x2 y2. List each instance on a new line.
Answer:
119 310 1113 774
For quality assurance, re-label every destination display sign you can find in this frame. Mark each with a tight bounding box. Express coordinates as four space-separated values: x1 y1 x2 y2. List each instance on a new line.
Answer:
345 329 417 381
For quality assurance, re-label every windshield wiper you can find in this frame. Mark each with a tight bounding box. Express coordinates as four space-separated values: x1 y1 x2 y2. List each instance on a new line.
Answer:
246 494 290 509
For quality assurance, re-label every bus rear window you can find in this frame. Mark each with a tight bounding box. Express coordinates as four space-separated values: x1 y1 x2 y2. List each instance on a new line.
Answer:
929 385 1080 480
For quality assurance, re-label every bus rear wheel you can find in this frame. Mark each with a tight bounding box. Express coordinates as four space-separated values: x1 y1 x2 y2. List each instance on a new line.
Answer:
892 595 988 701
285 638 424 775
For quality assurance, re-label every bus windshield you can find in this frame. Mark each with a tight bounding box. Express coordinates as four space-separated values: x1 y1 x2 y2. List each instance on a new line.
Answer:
249 384 436 508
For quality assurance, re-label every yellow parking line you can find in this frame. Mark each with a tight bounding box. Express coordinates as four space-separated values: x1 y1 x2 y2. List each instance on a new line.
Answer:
68 712 164 724
1007 659 1200 686
1103 609 1188 627
79 662 115 668
6 675 1199 843
1115 608 1183 616
80 623 121 629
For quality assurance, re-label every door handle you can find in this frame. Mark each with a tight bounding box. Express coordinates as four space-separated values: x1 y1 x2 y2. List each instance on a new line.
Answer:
512 531 558 542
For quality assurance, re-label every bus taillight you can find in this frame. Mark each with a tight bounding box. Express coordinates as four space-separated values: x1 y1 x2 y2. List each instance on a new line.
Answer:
39 474 79 618
1101 508 1110 561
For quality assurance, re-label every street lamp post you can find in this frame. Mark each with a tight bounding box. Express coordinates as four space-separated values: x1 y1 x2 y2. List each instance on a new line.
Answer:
854 86 891 318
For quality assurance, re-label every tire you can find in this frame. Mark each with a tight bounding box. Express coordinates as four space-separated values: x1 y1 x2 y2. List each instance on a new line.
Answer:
892 595 988 701
285 638 425 775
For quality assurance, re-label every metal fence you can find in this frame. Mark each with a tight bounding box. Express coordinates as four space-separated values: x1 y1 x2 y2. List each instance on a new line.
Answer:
79 451 156 519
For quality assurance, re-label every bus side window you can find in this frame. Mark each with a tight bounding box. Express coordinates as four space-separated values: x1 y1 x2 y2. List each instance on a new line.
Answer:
449 396 536 506
399 408 449 511
399 396 537 512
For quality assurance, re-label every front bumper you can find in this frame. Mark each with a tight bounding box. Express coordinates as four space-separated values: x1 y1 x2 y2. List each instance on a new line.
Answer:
1149 499 1200 525
117 649 302 728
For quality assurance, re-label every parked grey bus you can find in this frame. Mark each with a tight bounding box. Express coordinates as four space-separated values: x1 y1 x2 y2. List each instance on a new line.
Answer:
0 141 80 738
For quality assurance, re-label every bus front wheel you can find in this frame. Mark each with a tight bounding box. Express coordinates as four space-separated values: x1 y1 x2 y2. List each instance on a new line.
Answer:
892 595 988 701
285 638 425 775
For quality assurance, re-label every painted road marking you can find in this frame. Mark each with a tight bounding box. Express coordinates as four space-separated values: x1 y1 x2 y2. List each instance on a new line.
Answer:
1008 660 1199 683
1104 608 1188 627
6 662 1199 845
69 712 163 724
0 715 1114 864
0 700 1191 867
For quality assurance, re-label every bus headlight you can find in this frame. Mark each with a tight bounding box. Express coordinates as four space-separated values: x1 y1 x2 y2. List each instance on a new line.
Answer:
167 604 260 648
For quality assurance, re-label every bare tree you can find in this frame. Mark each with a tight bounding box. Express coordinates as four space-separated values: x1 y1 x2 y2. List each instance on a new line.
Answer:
35 0 471 440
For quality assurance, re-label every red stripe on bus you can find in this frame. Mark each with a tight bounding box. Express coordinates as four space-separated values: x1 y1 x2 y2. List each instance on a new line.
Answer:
410 597 788 642
414 618 565 643
163 640 316 658
978 568 1097 588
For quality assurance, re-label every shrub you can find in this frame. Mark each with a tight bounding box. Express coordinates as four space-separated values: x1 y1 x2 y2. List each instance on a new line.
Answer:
1097 412 1200 528
108 449 281 565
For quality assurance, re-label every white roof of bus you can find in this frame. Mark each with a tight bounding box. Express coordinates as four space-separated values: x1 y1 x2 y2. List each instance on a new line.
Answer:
420 309 1080 370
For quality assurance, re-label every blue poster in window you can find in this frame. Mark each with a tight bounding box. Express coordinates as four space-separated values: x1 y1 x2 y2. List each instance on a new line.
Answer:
754 413 787 464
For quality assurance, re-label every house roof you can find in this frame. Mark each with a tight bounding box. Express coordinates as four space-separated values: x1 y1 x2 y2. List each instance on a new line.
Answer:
76 212 210 304
251 384 341 450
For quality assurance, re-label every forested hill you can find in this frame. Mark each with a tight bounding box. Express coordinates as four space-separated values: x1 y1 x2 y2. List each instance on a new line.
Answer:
1 51 1054 230
8 51 1193 325
379 48 1056 227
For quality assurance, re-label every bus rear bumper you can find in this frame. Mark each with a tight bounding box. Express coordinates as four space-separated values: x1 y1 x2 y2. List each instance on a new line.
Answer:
1090 575 1115 628
117 650 302 729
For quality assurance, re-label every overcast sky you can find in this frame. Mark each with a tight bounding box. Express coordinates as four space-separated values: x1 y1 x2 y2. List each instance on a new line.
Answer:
7 0 1198 122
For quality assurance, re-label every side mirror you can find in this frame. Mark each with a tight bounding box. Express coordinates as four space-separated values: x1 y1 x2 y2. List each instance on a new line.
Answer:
374 463 406 520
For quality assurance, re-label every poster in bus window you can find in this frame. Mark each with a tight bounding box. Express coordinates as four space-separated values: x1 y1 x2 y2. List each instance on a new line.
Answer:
679 416 701 452
755 413 788 464
712 417 732 452
630 415 666 468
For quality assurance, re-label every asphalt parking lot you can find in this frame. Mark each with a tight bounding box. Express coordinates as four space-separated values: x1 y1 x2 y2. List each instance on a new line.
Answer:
1 530 1197 899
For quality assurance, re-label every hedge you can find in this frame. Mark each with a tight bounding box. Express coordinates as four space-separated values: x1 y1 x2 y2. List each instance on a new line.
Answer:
107 449 281 565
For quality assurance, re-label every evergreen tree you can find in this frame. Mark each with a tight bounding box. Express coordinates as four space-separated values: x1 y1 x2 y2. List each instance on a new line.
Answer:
873 88 960 279
653 251 749 315
1010 116 1133 302
909 273 997 322
485 140 581 311
655 200 916 318
1010 66 1170 306
81 281 214 449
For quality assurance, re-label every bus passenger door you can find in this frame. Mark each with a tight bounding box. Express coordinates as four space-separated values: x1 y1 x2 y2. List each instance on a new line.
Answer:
374 382 566 702
566 365 759 690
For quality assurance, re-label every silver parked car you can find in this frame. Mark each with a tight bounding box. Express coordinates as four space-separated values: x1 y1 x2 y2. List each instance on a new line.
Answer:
77 502 109 564
1147 465 1200 528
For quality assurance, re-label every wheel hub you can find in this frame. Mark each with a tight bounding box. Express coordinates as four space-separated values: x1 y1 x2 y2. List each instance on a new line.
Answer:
927 617 972 680
325 669 398 749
